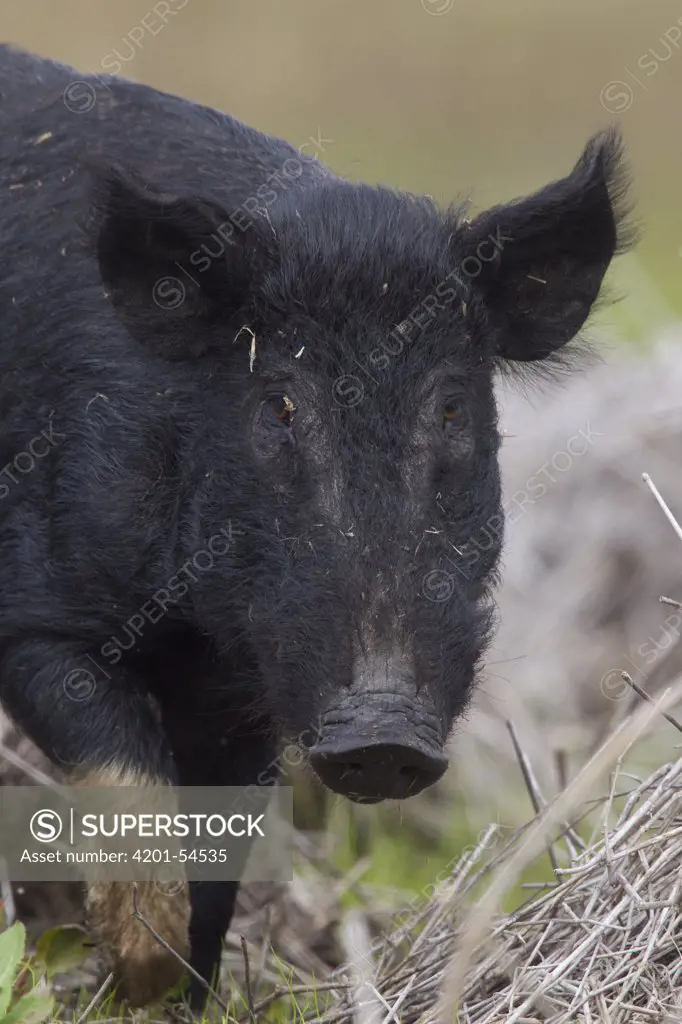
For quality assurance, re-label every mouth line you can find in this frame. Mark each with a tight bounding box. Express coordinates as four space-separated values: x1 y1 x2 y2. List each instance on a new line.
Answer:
311 731 447 766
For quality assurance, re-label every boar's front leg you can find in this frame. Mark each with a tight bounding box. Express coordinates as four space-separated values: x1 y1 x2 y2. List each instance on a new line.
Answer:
0 635 190 1006
163 704 280 1008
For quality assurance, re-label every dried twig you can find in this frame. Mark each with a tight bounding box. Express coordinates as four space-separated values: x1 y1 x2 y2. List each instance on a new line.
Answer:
130 884 232 1018
0 741 56 786
506 720 559 875
0 858 15 928
240 935 256 1022
340 909 383 1024
621 670 682 734
642 471 682 542
74 972 114 1024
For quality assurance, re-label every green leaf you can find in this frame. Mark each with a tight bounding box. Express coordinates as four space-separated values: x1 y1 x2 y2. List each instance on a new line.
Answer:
0 923 26 1018
34 924 89 980
2 987 55 1024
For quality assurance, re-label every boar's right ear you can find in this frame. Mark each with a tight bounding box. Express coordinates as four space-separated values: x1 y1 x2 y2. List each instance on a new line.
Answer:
465 129 633 366
88 166 262 360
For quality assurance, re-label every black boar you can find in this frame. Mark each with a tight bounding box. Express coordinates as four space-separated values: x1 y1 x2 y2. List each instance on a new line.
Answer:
0 44 631 1006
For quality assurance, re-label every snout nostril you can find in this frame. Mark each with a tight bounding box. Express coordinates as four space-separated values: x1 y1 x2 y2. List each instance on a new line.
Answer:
309 739 448 802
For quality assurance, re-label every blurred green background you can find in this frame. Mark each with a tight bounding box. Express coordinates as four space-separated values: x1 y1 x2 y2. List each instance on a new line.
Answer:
4 0 681 340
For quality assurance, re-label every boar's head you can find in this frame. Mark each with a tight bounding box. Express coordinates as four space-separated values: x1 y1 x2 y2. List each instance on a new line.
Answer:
93 130 630 802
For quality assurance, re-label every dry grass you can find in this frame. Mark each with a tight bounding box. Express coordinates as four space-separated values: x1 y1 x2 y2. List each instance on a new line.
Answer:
298 684 682 1024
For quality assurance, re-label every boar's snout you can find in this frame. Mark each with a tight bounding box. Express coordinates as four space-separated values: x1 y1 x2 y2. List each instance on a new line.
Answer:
309 735 447 803
309 659 448 802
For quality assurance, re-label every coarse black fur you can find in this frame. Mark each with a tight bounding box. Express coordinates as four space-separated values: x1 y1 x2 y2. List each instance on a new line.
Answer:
0 44 633 1006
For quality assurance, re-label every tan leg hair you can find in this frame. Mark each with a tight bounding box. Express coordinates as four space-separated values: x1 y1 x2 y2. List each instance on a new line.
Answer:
74 763 191 1006
87 879 191 1006
72 762 154 787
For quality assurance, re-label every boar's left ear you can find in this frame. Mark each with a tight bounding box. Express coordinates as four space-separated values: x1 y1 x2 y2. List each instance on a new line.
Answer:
465 129 633 363
88 165 264 360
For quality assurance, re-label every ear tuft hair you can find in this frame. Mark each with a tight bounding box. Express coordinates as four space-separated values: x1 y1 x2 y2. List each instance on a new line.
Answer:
575 126 638 257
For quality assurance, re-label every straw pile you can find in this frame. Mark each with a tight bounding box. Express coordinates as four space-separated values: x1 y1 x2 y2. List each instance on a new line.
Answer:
450 756 682 1023
173 678 682 1024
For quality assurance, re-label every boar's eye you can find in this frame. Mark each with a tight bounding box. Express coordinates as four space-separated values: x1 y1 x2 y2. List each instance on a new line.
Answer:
440 396 474 457
264 392 296 428
442 398 466 432
442 401 459 426
254 389 297 461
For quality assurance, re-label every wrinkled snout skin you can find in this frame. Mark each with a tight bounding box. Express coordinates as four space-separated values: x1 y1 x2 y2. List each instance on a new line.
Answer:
0 44 630 1006
309 654 450 803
